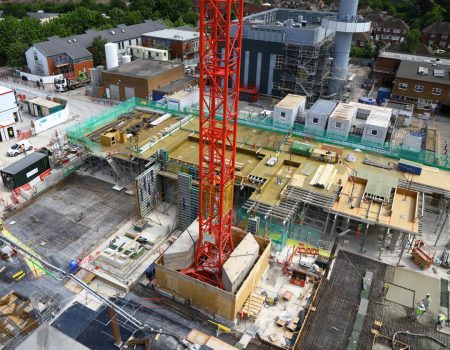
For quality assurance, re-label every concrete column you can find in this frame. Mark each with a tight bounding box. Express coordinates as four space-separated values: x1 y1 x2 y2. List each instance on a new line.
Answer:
360 224 369 253
389 230 401 251
255 52 262 90
243 50 250 87
267 54 276 95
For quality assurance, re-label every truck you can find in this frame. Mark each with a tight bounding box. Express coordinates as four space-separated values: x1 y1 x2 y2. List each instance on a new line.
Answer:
54 70 90 92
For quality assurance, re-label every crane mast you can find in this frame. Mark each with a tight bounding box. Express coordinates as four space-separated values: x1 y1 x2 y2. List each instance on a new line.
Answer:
184 0 244 287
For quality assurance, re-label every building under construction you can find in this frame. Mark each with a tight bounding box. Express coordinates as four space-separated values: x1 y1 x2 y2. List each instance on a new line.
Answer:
64 95 450 325
236 9 335 106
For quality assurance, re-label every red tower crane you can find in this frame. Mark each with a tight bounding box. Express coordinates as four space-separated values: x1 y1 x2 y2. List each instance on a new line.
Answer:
183 0 244 287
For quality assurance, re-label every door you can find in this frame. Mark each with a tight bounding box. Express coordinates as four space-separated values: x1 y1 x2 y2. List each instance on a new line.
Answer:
124 87 135 100
109 84 120 101
7 127 15 139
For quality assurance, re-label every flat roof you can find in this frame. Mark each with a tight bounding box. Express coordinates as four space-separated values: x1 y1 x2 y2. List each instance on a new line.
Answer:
275 94 306 109
0 86 13 95
308 99 338 117
169 88 197 100
366 110 391 128
329 103 356 120
380 51 450 66
28 97 61 109
142 29 199 41
104 59 183 78
1 152 47 175
154 76 196 93
396 60 450 85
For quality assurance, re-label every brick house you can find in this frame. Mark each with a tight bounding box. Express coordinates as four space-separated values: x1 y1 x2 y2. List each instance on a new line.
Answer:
372 17 409 44
422 22 450 50
390 60 450 113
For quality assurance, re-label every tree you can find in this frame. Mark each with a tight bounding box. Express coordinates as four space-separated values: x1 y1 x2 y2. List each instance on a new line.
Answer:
404 29 421 53
5 41 29 67
109 7 127 25
424 5 446 26
109 0 127 10
91 36 107 66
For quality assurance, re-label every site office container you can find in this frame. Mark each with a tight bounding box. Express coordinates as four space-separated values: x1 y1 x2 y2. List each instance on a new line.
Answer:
1 153 50 190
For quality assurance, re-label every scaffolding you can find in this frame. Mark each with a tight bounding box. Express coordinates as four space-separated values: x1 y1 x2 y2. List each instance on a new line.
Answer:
279 37 334 107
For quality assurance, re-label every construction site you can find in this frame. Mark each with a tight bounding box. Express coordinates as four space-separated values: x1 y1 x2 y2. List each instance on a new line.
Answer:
0 0 448 349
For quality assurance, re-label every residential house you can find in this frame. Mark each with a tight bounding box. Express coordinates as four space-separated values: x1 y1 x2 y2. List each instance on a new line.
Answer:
25 20 165 77
141 29 200 65
390 59 450 113
422 22 450 50
372 16 409 44
352 32 371 47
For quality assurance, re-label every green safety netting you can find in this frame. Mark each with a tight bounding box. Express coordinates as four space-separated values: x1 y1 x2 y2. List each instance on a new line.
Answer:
67 97 449 170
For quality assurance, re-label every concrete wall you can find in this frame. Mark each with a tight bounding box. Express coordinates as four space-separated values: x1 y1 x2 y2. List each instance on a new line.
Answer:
155 230 270 321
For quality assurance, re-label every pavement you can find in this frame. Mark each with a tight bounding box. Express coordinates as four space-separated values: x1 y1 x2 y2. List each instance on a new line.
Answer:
0 79 109 209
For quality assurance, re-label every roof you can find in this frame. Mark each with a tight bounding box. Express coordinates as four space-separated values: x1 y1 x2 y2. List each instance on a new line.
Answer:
380 17 409 31
275 94 306 109
387 42 434 56
308 99 337 117
142 29 199 41
352 32 371 42
34 38 92 60
0 86 13 95
27 12 59 19
154 76 196 93
103 59 183 79
395 60 450 85
16 324 89 350
28 97 61 109
379 50 450 66
32 20 166 59
329 103 356 121
1 152 47 176
366 109 391 128
423 21 450 35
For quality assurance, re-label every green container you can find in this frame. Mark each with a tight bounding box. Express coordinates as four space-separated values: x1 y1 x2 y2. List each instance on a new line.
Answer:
291 141 315 157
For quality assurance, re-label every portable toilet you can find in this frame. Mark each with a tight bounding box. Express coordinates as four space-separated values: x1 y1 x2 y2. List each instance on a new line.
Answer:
304 99 337 135
326 103 357 140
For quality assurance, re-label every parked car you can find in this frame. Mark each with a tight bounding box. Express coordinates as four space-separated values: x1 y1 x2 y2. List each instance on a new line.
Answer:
7 140 33 157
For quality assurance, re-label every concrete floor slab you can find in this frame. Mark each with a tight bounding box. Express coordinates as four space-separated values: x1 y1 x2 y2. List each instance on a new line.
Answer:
5 174 135 268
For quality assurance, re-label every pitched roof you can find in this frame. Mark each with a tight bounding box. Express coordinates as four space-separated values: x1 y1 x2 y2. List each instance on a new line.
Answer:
380 17 409 31
423 21 450 35
352 32 371 42
32 20 166 59
387 42 434 56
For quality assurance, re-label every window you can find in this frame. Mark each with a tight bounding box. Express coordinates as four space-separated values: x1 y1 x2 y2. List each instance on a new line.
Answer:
275 55 283 69
281 112 286 117
136 38 138 44
371 129 378 136
432 87 442 95
312 117 319 124
398 82 408 90
129 40 132 45
360 42 365 47
414 85 424 92
335 122 342 128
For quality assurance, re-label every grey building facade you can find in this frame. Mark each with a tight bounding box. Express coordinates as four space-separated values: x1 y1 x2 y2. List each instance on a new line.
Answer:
236 9 336 106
